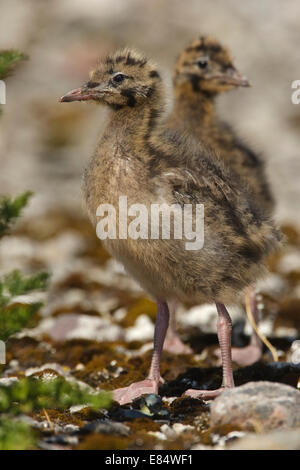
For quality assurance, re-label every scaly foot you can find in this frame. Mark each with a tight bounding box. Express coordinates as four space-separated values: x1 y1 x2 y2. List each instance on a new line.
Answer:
113 378 160 405
214 344 262 367
183 386 229 400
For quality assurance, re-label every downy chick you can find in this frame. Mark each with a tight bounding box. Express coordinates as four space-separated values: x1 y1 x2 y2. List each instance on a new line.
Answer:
60 48 280 404
169 36 276 365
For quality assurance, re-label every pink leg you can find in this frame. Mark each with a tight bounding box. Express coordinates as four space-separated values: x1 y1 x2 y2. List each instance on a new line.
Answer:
113 301 169 405
214 288 263 367
184 303 234 399
164 301 193 354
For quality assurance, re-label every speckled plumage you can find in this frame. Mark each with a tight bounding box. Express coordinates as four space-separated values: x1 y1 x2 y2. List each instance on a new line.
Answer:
60 47 281 402
77 48 280 305
169 36 274 215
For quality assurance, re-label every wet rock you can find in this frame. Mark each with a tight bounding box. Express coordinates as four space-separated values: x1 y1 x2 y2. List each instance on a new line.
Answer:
39 434 79 450
135 394 162 413
132 394 170 419
110 407 150 421
43 434 79 446
211 381 300 432
79 419 130 436
228 429 300 450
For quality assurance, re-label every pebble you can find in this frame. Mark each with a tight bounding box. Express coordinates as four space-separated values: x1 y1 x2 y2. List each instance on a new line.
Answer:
290 340 300 364
182 303 243 333
37 313 123 342
25 363 67 378
211 381 300 432
110 408 150 421
124 314 154 342
39 434 79 449
79 419 130 436
0 377 19 387
159 423 195 440
133 394 170 419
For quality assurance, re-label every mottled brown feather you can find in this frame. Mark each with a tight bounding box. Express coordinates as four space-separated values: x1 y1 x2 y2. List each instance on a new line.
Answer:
73 48 281 306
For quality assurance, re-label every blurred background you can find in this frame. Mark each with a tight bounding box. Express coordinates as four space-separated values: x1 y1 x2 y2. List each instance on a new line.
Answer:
1 0 300 224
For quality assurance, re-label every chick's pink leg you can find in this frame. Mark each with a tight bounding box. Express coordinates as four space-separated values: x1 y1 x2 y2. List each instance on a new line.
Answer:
113 301 169 405
164 301 193 354
232 288 262 365
214 288 263 366
184 303 234 399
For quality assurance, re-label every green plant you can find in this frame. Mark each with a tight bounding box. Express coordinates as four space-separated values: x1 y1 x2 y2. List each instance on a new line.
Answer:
0 271 49 342
0 50 27 80
0 192 50 341
0 191 32 238
0 377 111 414
0 418 35 450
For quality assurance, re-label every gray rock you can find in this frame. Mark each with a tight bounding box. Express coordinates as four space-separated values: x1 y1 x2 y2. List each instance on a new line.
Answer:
228 429 300 450
79 419 130 436
211 381 300 432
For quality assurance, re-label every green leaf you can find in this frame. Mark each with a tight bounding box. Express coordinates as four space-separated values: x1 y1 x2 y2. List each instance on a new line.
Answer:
0 269 50 341
0 50 27 80
0 191 33 238
4 270 49 297
0 302 42 342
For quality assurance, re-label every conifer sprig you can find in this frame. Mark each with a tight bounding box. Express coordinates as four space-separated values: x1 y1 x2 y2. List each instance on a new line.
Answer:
0 50 27 80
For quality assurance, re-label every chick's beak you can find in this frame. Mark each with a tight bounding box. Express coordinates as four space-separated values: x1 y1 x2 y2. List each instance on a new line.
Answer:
221 68 250 87
60 86 96 102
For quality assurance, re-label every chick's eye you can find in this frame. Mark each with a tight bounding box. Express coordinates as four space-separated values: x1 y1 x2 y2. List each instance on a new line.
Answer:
113 73 126 83
197 59 208 69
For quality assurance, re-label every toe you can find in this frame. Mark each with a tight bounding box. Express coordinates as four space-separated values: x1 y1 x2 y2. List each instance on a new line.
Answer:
113 379 159 405
183 387 225 400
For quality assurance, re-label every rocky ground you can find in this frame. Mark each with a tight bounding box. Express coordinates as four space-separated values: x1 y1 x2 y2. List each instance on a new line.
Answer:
0 209 299 450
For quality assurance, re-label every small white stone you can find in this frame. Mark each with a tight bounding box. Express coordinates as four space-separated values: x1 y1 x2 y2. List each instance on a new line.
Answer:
148 431 167 441
125 314 154 342
0 377 19 386
172 423 195 434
